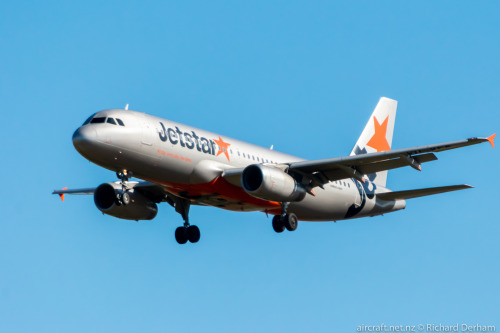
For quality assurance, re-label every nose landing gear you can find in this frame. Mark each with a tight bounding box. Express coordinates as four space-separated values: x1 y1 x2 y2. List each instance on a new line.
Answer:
115 169 133 206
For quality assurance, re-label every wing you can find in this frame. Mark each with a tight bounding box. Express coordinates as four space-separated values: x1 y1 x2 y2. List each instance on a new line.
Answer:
52 181 178 205
52 187 95 196
287 135 495 188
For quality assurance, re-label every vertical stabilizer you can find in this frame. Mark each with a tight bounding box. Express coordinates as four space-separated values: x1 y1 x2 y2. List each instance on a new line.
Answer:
350 97 398 187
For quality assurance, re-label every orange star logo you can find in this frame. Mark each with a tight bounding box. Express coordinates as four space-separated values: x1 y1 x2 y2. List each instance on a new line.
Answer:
213 136 231 161
366 116 390 152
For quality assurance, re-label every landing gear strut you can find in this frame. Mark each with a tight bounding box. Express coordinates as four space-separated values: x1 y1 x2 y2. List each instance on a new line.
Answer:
272 202 299 233
115 169 132 206
173 198 200 245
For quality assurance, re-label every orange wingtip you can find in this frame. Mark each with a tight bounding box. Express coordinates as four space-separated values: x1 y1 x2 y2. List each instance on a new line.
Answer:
487 133 496 148
59 187 68 202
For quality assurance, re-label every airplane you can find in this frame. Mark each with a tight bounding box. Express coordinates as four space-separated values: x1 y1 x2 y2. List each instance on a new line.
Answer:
53 97 495 245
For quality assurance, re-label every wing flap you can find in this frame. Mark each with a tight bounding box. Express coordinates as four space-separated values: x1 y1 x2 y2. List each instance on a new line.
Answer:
357 153 438 175
377 184 473 201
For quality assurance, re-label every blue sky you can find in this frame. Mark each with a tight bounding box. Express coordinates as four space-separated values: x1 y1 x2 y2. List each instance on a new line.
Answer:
0 1 499 332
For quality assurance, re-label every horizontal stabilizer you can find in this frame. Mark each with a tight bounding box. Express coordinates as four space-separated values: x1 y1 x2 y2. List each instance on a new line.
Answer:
377 184 473 201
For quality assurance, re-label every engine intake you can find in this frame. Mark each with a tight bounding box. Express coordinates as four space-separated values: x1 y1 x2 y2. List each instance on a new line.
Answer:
241 164 306 202
94 183 158 221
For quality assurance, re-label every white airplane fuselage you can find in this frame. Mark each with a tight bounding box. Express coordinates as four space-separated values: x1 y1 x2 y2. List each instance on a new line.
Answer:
73 109 405 222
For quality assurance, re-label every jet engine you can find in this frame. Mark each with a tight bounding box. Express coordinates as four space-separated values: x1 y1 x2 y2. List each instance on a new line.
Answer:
241 164 306 202
93 182 158 221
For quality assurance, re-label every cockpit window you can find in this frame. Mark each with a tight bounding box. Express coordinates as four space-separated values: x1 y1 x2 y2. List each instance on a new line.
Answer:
90 117 106 124
82 115 94 126
107 118 117 125
116 118 125 126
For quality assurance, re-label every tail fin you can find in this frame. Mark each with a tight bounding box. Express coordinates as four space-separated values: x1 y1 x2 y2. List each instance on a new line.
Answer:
350 97 398 187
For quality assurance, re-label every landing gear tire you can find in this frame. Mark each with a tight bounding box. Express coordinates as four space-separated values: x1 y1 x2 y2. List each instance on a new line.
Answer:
284 213 298 231
175 227 188 244
115 192 130 206
115 194 122 206
187 225 201 243
272 215 285 233
121 192 130 205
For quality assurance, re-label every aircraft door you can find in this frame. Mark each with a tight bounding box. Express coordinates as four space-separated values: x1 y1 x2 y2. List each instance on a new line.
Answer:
141 115 154 147
139 115 161 169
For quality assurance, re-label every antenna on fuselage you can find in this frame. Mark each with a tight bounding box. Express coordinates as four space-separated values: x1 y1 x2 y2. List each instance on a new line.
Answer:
270 145 274 150
124 104 129 110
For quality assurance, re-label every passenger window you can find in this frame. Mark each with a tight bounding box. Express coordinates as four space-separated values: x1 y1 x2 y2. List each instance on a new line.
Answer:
257 157 260 162
82 115 94 126
90 117 106 124
107 118 117 125
116 118 125 126
252 156 255 161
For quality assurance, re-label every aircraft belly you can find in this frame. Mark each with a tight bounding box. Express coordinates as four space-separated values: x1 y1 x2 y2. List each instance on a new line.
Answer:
150 176 282 212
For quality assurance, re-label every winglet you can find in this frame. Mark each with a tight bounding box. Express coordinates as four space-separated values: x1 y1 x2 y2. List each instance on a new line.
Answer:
59 187 68 202
487 133 496 148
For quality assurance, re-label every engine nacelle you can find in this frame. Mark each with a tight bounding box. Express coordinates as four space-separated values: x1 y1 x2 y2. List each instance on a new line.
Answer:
241 164 306 202
94 183 158 221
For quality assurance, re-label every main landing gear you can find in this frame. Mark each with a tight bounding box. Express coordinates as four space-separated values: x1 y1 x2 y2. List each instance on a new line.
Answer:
272 203 298 233
173 198 200 245
175 225 200 245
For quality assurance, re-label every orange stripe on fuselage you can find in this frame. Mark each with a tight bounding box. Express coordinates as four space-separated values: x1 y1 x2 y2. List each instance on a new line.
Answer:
144 176 282 213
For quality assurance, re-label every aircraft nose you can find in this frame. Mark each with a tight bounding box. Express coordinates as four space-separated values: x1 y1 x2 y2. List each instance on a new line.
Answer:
72 126 97 152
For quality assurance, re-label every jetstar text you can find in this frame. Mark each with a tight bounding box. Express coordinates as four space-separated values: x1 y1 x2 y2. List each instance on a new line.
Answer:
158 122 217 156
